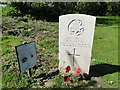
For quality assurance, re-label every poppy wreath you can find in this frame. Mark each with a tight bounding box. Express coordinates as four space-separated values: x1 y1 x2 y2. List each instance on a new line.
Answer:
64 65 81 82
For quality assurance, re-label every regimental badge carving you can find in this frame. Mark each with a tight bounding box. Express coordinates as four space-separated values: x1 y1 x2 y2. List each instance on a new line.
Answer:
68 19 84 36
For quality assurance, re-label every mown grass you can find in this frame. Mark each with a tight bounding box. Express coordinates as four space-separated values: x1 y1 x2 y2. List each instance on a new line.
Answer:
91 16 119 88
1 16 119 88
1 36 33 55
92 21 118 65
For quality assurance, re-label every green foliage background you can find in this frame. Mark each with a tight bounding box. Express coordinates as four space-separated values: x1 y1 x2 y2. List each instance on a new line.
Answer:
2 2 120 21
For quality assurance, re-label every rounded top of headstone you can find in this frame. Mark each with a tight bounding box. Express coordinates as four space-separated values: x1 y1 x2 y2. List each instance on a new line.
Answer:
59 14 96 19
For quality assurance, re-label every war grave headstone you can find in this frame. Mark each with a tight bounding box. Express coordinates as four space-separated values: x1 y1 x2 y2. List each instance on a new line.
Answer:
59 14 96 75
15 42 37 76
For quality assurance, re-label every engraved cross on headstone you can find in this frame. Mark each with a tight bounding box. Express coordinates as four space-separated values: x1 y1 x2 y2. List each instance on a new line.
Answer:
68 48 80 66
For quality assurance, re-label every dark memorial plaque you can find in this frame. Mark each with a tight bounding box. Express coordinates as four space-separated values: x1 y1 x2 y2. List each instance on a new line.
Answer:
15 42 37 72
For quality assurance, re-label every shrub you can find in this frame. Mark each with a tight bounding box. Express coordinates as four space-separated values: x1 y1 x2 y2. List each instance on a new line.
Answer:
2 4 21 16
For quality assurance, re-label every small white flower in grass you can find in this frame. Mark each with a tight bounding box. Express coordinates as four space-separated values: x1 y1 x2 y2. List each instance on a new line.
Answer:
108 81 113 84
92 58 96 61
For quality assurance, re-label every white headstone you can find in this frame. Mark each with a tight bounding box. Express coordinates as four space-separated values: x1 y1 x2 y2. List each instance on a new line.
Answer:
59 14 96 74
15 42 37 72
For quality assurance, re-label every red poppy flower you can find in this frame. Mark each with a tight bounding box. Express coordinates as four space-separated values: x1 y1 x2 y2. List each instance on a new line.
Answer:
64 76 70 82
65 65 71 73
76 67 81 75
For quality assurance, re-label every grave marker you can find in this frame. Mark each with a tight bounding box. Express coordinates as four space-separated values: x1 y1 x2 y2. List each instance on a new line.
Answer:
15 42 37 72
59 14 96 74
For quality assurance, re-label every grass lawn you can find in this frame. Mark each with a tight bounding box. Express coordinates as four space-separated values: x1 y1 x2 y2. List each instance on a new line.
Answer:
1 16 119 88
91 16 119 88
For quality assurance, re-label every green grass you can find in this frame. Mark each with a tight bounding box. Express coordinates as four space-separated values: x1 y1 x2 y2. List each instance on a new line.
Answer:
1 36 33 55
1 16 119 88
50 75 71 88
91 16 119 88
92 23 118 65
40 39 58 54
